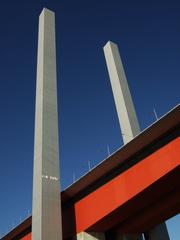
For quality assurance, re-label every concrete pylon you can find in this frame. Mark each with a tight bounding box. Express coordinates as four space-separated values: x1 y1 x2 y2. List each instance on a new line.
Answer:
103 41 169 240
32 8 62 240
103 41 140 144
104 41 142 240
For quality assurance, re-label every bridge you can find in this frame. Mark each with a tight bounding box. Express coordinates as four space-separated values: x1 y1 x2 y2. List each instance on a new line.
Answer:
2 104 180 240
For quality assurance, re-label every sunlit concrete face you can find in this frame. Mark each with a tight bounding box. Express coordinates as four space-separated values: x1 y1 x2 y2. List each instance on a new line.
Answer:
76 232 105 240
32 8 62 240
103 41 140 144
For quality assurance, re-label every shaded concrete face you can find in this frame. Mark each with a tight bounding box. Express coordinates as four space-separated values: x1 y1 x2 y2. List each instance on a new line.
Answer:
103 41 140 144
115 234 143 240
32 8 62 240
144 223 170 240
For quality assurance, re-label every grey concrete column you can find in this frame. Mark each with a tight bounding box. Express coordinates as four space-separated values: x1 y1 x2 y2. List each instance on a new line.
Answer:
103 41 169 240
32 8 62 240
103 41 142 240
144 223 170 240
75 232 105 240
103 41 140 144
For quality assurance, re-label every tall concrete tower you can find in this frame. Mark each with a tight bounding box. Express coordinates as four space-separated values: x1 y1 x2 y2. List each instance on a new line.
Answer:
103 41 142 240
103 41 169 240
103 41 140 144
32 8 62 240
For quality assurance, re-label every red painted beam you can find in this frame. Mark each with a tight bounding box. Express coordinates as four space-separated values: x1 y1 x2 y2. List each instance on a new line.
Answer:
73 137 180 234
89 166 180 233
21 233 31 240
3 137 180 240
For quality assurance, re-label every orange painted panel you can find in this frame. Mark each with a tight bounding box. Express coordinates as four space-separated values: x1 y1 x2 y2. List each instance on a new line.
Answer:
75 137 180 233
21 233 31 240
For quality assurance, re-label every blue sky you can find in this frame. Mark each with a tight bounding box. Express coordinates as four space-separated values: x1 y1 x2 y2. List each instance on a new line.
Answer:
0 0 179 238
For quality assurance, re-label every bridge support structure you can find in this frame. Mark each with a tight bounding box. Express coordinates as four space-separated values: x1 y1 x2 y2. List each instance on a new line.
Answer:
32 8 62 240
103 41 169 240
